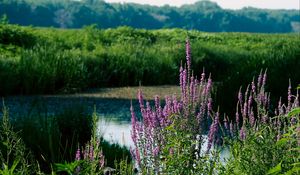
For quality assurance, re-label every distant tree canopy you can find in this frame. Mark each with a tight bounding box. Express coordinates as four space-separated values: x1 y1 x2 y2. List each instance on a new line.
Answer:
0 0 299 32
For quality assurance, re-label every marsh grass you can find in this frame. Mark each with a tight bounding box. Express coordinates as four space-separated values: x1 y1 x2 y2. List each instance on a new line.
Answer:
0 101 132 173
9 104 92 173
1 24 300 117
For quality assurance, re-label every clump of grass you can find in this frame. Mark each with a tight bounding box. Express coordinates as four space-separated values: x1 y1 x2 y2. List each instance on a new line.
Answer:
0 102 37 174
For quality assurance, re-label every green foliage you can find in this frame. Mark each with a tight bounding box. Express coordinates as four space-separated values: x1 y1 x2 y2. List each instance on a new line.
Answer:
0 103 36 174
0 158 21 175
1 24 300 116
55 161 80 175
267 161 282 175
0 24 37 48
114 158 134 175
223 109 300 175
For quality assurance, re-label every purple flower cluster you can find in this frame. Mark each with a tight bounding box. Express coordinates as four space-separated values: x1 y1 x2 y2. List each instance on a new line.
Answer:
130 38 299 174
234 70 271 139
74 141 105 173
130 39 215 171
232 70 299 143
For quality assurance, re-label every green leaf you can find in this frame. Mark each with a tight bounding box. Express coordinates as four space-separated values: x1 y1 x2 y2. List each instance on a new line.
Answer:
55 161 79 175
275 138 288 147
285 167 300 175
9 158 20 173
267 161 282 175
288 108 300 118
291 162 300 167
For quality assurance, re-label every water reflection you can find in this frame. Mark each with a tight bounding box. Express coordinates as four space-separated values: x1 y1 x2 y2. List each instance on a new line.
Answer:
97 117 133 147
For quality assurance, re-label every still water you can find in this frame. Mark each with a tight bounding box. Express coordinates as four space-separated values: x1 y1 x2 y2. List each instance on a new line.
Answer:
0 94 139 148
0 88 229 161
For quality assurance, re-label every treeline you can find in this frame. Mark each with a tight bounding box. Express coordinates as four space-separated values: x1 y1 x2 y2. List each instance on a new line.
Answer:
0 0 300 32
1 24 300 114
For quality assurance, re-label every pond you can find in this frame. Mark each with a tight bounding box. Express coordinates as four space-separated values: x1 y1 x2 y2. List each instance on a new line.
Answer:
0 86 180 147
0 86 228 161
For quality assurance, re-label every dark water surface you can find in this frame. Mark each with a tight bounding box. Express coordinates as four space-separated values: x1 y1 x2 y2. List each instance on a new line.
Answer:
0 87 228 160
0 95 138 146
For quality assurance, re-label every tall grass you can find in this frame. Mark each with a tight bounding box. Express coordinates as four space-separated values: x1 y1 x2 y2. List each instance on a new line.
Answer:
0 104 37 174
1 25 299 107
9 104 92 173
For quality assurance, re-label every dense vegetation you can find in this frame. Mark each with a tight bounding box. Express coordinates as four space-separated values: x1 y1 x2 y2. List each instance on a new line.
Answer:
1 23 300 115
1 0 300 32
128 42 300 174
0 41 299 174
1 1 299 174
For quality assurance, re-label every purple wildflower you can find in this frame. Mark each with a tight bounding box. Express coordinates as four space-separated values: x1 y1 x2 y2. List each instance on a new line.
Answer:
257 70 262 89
153 146 160 157
206 75 212 95
169 148 174 155
262 114 268 124
180 65 183 92
243 101 248 119
89 145 94 160
278 97 283 115
207 98 212 111
249 110 255 127
75 148 81 161
207 111 219 152
200 70 205 84
291 117 297 125
239 126 246 140
251 80 256 94
136 148 141 167
138 89 145 117
182 68 187 100
235 110 240 127
238 87 243 105
186 39 191 72
224 116 229 131
288 80 292 111
248 95 253 116
190 75 195 101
